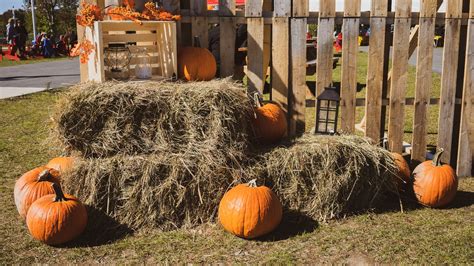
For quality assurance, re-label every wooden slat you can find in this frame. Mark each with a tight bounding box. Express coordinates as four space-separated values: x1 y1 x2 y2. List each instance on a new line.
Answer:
272 18 289 114
191 0 208 49
305 97 463 108
319 0 336 18
219 0 235 16
437 0 463 163
102 33 157 43
77 24 88 82
191 17 209 48
388 0 412 153
457 4 474 177
365 0 388 142
89 21 105 82
340 0 361 133
156 22 178 78
289 18 307 136
293 0 309 17
245 0 262 17
101 21 169 32
247 17 265 94
411 0 437 163
274 0 290 17
219 17 236 77
316 0 336 97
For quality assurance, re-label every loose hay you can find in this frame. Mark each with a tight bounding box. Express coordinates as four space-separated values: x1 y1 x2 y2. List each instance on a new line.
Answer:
258 135 399 222
51 79 254 159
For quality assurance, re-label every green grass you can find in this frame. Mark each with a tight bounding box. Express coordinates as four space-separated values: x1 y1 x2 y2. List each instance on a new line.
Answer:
0 88 473 264
0 56 71 67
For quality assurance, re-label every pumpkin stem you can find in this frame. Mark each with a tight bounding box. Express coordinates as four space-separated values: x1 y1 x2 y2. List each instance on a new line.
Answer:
432 148 444 166
247 179 258 187
37 169 52 182
51 183 67 202
253 92 263 108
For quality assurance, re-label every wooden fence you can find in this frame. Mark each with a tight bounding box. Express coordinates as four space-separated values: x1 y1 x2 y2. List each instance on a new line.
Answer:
85 0 474 177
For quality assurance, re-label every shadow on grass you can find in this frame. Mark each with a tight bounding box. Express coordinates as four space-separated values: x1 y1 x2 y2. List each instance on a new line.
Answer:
445 190 474 209
59 206 133 248
256 210 318 242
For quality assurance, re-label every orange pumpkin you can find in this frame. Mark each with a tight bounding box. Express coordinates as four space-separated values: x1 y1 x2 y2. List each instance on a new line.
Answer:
392 152 411 190
413 148 458 208
14 167 61 219
218 179 282 239
251 94 287 144
46 156 75 173
177 37 216 81
26 183 88 245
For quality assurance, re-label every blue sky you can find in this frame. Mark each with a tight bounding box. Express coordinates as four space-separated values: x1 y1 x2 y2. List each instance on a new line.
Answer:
1 0 24 13
0 0 446 14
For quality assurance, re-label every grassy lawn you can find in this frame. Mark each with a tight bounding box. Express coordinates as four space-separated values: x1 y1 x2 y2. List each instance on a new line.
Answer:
0 58 472 263
0 56 71 67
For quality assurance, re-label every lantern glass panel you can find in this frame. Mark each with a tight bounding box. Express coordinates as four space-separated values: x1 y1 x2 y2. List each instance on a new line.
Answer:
328 108 337 121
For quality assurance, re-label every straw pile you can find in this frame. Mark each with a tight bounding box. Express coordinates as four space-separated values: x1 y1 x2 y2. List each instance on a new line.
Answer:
255 135 398 222
51 80 254 158
52 80 398 231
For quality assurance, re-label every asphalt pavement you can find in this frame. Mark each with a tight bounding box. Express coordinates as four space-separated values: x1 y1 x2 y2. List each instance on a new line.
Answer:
0 58 80 99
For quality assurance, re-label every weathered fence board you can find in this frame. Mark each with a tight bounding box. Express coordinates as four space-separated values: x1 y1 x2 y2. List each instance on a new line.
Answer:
290 17 307 136
247 17 265 94
437 0 463 163
411 0 437 163
272 17 289 113
457 3 474 176
388 0 412 153
219 0 236 77
316 0 336 97
340 0 361 133
365 0 388 142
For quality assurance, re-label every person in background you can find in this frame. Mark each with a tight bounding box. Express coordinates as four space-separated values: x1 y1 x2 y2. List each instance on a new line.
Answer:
6 18 17 56
15 20 28 59
56 35 67 56
42 34 54 58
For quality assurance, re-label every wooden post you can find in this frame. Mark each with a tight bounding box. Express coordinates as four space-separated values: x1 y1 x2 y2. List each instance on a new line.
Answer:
437 0 463 164
289 0 308 136
272 0 290 113
365 0 388 142
219 0 236 77
340 0 361 133
191 0 208 48
388 0 412 153
246 0 264 94
411 0 438 164
457 1 474 177
316 0 336 97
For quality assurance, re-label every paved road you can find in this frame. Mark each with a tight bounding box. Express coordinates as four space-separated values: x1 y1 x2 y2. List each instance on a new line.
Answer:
0 58 80 99
359 46 443 73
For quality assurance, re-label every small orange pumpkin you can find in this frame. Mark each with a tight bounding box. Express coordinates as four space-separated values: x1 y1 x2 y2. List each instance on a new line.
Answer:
14 167 61 219
26 183 88 245
251 93 287 144
392 152 411 190
413 148 458 208
218 179 282 239
46 156 75 173
177 37 217 81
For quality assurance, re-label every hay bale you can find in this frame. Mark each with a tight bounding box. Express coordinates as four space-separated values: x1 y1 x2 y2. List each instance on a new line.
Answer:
51 80 254 159
257 135 398 222
62 154 243 231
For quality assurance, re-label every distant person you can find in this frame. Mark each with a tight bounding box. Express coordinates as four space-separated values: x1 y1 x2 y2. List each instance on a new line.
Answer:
6 18 15 45
56 35 67 56
15 20 28 58
42 34 54 58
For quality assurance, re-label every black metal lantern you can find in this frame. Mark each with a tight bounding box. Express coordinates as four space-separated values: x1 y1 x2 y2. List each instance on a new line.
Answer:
104 44 132 80
315 86 340 135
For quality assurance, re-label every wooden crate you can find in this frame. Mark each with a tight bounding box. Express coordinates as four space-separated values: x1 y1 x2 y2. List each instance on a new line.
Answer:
83 21 177 82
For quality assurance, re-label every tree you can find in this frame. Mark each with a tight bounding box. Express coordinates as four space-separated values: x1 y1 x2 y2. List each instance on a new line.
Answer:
23 0 78 36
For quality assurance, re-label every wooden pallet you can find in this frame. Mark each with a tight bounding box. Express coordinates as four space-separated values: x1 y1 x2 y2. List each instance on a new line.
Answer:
83 21 177 82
